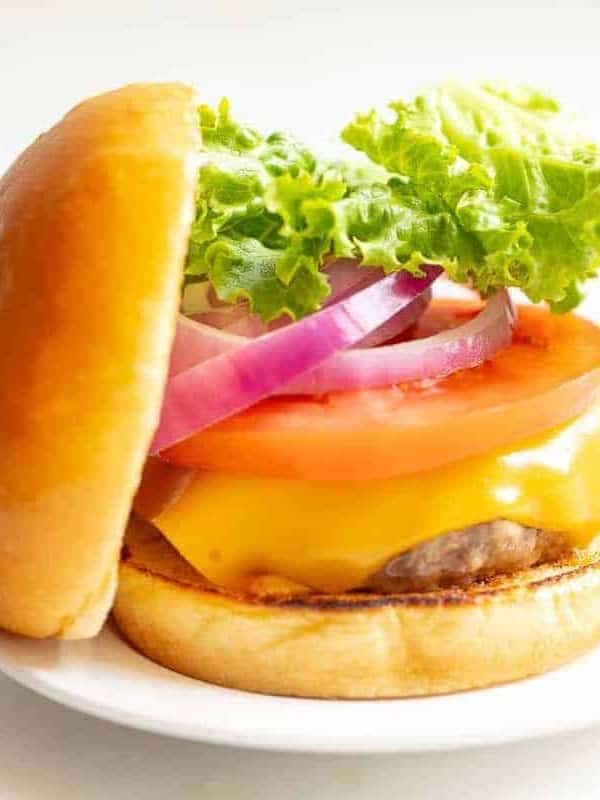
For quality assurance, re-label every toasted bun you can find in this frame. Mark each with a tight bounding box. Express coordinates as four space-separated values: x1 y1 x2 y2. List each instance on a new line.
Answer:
114 517 600 698
0 84 199 638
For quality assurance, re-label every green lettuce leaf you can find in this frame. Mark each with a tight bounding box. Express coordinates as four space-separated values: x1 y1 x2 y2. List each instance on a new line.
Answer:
186 87 600 321
343 82 600 311
186 99 337 320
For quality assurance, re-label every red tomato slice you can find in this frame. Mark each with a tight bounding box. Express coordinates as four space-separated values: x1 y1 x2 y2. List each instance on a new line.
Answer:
162 301 600 480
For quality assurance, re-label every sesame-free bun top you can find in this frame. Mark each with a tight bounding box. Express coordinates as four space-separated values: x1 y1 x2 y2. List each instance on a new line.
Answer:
0 83 199 638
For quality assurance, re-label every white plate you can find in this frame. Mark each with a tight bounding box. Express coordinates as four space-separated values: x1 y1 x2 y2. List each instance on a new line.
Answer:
1 622 600 753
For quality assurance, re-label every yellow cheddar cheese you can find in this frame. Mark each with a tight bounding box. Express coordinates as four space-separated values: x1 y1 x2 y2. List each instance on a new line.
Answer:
154 402 600 592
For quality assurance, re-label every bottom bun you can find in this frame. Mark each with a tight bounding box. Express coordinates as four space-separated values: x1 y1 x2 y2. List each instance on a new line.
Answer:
113 516 600 699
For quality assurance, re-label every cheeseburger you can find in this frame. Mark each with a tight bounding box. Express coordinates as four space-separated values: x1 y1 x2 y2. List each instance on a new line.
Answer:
2 82 600 697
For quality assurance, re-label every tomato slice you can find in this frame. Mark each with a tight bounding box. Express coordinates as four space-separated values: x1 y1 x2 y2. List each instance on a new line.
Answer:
162 301 600 480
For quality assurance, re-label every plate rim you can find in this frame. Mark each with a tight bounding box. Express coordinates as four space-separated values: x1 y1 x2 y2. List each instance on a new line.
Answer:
1 626 600 754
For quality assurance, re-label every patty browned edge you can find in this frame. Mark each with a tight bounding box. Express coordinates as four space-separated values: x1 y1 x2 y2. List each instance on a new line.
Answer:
120 519 600 611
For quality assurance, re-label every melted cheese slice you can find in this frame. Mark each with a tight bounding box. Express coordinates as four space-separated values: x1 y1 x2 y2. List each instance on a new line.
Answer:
153 402 600 593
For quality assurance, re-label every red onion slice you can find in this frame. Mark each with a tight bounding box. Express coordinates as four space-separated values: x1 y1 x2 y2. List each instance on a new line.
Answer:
169 286 513 396
357 288 431 348
169 286 431 377
322 258 384 303
193 309 268 338
151 265 441 453
282 288 515 393
169 314 239 376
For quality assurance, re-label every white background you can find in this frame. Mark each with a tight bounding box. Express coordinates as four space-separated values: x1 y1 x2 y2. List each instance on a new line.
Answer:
2 1 600 159
2 1 600 797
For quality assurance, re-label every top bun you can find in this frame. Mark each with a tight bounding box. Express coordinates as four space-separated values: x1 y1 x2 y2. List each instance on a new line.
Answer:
0 83 199 638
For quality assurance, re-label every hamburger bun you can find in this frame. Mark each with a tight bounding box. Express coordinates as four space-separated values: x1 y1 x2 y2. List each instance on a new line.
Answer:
114 516 600 698
0 83 199 638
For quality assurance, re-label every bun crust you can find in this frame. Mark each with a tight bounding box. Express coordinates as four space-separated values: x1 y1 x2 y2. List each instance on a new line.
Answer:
114 518 600 698
0 84 199 638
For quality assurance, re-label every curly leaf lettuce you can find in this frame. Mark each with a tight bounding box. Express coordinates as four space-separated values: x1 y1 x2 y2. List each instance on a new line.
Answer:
186 87 600 320
343 83 600 311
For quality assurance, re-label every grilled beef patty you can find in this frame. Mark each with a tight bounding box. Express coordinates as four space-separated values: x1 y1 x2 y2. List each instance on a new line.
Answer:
368 520 569 593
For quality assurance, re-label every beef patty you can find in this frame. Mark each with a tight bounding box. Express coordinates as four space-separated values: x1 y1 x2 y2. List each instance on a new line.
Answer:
368 520 570 593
